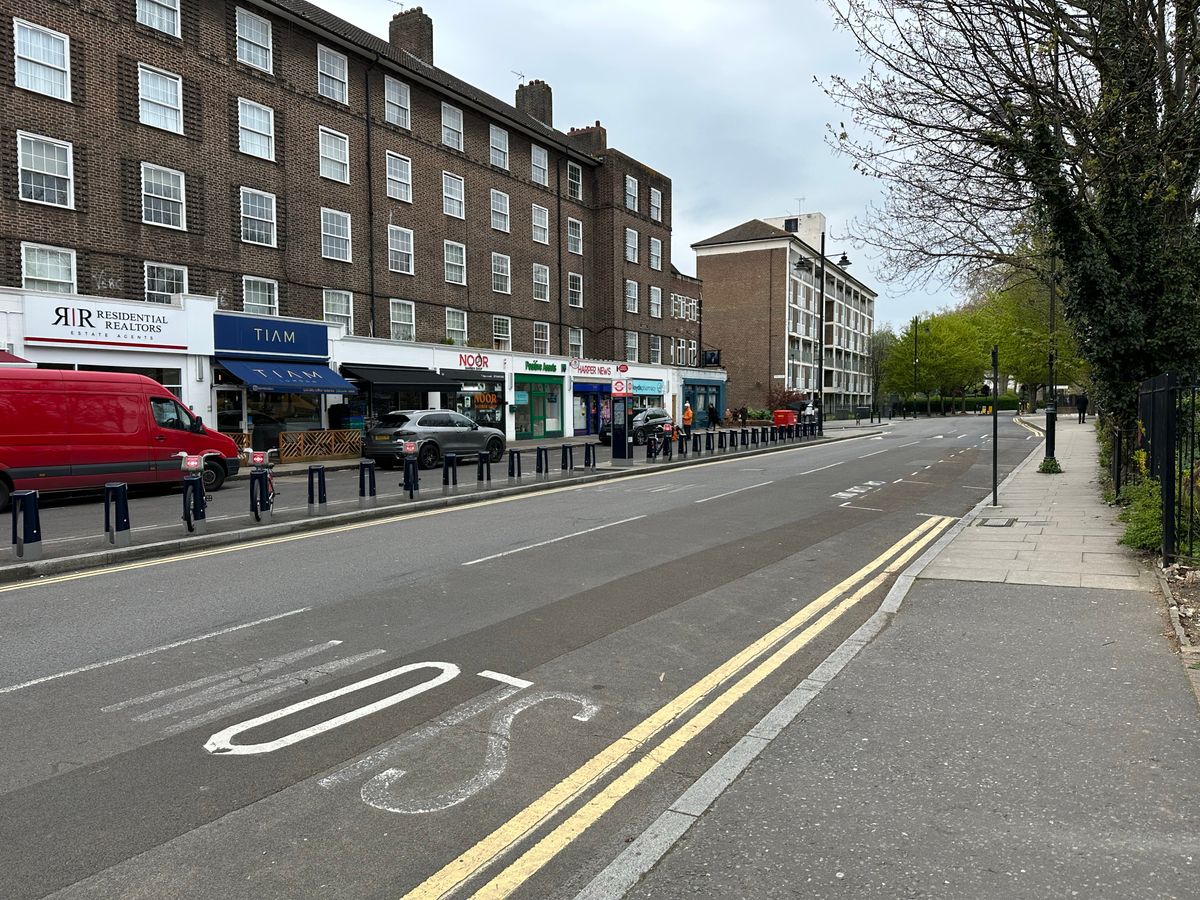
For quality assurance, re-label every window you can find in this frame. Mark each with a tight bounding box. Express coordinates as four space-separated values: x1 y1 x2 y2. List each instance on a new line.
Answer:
649 237 662 271
671 295 681 318
649 334 662 365
238 99 275 160
625 228 639 263
625 331 639 362
446 308 467 345
533 321 550 356
138 0 180 37
531 204 549 244
141 163 186 229
568 272 583 308
317 44 348 103
138 65 182 133
385 76 410 128
531 145 549 186
235 8 272 71
442 103 463 149
320 208 351 261
532 264 550 301
242 276 277 315
490 125 509 169
14 19 71 101
650 286 662 318
624 279 638 313
386 152 411 201
492 316 511 351
240 187 276 246
491 253 511 294
567 161 582 200
442 172 465 217
689 340 698 366
625 175 638 211
22 243 75 292
144 261 186 304
567 218 583 255
390 298 415 341
490 190 510 232
319 127 349 182
18 132 73 207
444 240 466 284
677 337 687 362
323 289 353 330
569 327 583 359
388 225 414 274
650 187 662 221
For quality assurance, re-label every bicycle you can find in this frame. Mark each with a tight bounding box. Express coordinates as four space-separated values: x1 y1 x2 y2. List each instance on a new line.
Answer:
178 450 223 533
245 448 279 523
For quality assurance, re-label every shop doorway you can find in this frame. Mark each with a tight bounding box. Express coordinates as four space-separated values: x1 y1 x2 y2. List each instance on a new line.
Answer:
216 388 246 434
514 376 563 439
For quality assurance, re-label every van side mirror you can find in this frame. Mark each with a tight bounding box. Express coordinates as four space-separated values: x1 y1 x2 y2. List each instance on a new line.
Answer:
190 416 205 434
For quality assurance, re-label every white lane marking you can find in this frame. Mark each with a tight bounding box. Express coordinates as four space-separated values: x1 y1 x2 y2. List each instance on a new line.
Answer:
799 462 843 475
865 481 886 486
839 502 884 511
932 435 945 439
917 512 957 518
924 465 933 469
898 441 921 448
893 478 903 484
461 516 646 566
857 449 888 459
958 434 969 440
648 486 672 493
479 670 534 689
204 661 460 755
0 607 310 696
694 481 774 504
901 479 937 485
360 690 601 815
831 492 856 500
910 472 919 476
1026 435 1033 441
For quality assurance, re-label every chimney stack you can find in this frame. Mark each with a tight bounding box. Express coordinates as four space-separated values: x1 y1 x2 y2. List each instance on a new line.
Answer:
567 121 607 155
515 79 553 127
389 6 433 65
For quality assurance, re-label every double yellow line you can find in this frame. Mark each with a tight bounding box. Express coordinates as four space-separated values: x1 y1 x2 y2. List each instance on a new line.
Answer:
402 514 956 899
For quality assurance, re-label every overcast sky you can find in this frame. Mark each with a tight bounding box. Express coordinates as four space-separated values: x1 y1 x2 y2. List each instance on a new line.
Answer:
336 0 957 330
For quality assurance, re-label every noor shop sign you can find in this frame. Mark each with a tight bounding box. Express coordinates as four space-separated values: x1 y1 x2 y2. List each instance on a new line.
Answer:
214 312 328 360
24 297 189 352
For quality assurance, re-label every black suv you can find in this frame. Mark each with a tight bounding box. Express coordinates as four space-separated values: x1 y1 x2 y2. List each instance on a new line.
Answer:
598 407 675 445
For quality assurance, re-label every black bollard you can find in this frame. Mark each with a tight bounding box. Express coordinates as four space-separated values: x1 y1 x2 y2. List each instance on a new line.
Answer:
357 460 376 508
705 431 715 453
182 473 207 533
692 433 701 454
477 453 492 483
536 446 549 475
718 431 727 451
646 436 657 461
442 453 458 489
309 464 329 515
10 489 42 560
677 432 686 455
103 482 131 547
661 434 674 460
584 442 597 470
561 444 575 472
403 455 420 498
508 448 523 479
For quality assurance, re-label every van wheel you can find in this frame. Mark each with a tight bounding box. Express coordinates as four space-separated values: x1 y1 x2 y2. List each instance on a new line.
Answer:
203 461 226 491
0 479 10 514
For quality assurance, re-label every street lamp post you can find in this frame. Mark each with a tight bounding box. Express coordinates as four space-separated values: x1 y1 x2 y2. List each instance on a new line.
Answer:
912 314 919 417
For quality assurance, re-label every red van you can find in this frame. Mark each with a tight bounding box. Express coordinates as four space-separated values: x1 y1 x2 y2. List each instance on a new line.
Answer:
0 369 241 511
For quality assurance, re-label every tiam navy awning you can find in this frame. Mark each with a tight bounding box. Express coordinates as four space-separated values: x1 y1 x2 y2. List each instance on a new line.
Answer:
217 358 357 395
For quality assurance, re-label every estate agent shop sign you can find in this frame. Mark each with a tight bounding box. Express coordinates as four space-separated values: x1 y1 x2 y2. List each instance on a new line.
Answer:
24 297 189 352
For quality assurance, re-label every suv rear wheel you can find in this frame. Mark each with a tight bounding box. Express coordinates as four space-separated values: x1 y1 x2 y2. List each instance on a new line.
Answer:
418 441 440 469
487 438 504 462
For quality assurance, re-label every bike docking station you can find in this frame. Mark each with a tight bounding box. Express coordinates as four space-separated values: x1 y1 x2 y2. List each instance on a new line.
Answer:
357 459 377 509
583 442 598 470
610 384 634 467
401 441 420 500
103 482 132 547
535 446 550 479
179 454 208 535
442 453 459 494
477 452 493 484
247 450 273 525
560 444 576 474
507 448 523 482
9 489 42 561
308 464 329 515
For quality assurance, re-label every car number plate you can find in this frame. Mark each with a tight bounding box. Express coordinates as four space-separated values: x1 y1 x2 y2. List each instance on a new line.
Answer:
374 435 392 442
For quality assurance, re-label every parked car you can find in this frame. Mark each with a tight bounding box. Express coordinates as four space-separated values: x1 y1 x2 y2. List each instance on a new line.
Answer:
597 407 675 446
364 409 506 469
0 369 241 511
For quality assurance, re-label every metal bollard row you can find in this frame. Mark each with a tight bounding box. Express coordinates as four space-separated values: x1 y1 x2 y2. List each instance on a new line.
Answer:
508 448 523 479
10 489 42 560
358 459 376 508
561 444 575 472
535 446 550 476
103 482 131 547
477 453 492 483
309 464 328 515
584 442 598 470
403 455 421 498
442 453 459 490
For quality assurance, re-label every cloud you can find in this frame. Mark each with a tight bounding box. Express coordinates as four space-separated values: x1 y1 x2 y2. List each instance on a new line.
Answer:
334 0 958 328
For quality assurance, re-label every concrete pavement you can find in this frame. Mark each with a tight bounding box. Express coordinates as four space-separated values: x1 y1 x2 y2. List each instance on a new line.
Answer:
589 416 1200 899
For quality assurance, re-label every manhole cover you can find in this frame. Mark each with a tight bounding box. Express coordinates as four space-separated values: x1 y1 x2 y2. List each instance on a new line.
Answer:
978 518 1016 527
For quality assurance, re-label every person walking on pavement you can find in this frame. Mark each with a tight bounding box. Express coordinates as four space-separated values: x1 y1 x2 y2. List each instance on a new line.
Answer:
739 406 748 426
682 401 694 437
707 403 720 429
1076 393 1089 423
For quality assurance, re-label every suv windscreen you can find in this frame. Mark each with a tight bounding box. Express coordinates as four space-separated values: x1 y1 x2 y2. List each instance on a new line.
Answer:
377 414 410 428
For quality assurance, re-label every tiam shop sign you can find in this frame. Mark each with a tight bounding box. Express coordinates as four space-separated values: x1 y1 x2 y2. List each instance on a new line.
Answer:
24 297 189 352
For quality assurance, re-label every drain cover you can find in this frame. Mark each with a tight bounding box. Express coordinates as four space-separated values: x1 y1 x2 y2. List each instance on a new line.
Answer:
978 517 1016 527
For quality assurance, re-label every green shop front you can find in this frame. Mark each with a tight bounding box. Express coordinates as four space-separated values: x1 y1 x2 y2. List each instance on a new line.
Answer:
513 360 565 439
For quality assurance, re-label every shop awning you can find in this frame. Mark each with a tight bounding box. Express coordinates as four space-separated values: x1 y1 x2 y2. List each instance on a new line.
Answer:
340 364 462 392
217 358 357 395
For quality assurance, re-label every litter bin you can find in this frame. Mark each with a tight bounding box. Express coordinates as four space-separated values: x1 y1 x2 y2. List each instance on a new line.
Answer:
772 409 798 426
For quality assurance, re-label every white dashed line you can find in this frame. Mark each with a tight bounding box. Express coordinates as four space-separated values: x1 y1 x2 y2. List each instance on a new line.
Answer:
694 481 774 505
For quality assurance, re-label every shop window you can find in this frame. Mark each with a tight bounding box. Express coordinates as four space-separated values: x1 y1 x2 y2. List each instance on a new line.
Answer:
492 315 511 351
235 7 271 71
323 288 353 331
390 299 414 341
14 19 71 101
21 242 75 292
533 264 550 302
533 321 550 355
385 76 410 128
569 327 583 359
446 308 467 345
144 261 186 304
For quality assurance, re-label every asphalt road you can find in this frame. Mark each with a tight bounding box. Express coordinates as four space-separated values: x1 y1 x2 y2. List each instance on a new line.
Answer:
0 414 1038 900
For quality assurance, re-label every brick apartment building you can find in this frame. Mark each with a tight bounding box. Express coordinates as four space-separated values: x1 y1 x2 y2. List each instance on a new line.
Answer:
694 213 875 414
0 2 721 432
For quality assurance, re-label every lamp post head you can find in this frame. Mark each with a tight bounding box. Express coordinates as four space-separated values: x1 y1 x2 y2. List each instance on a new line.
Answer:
836 253 851 268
